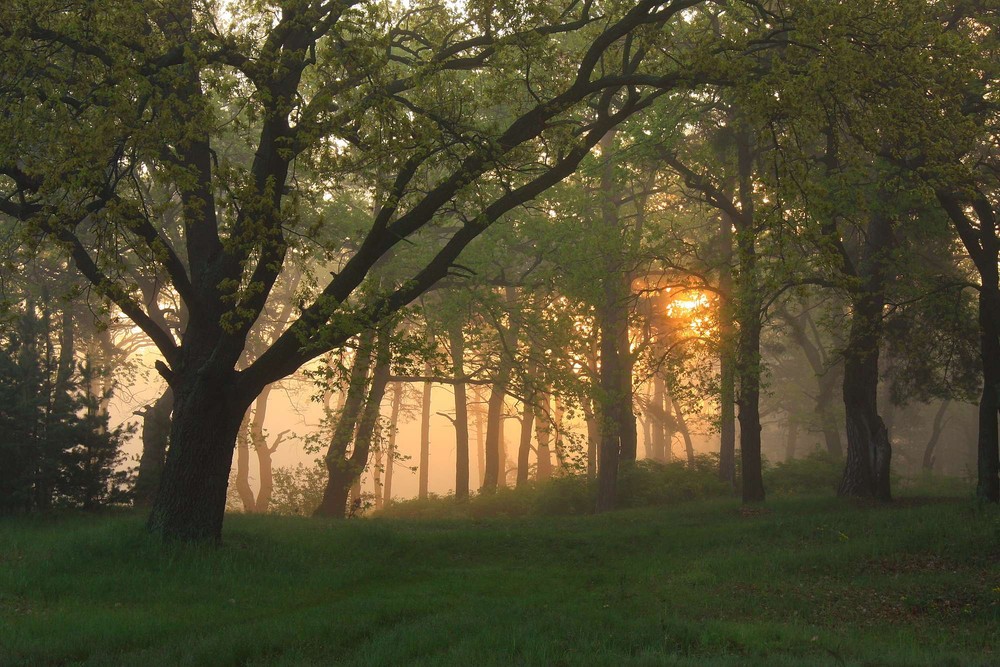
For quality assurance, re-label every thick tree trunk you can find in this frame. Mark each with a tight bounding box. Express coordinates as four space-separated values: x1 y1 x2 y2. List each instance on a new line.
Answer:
838 210 893 502
133 387 172 507
976 287 1000 501
147 368 248 542
449 324 471 500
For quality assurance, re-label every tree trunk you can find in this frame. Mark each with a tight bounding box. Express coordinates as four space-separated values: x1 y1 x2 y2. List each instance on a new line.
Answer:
474 386 486 488
382 381 402 507
838 211 893 502
922 400 950 472
317 330 391 519
976 287 1000 501
147 368 248 542
516 399 534 488
718 211 737 486
250 384 276 513
784 416 799 462
534 393 554 481
314 332 375 518
133 387 172 507
234 410 255 512
418 359 433 500
733 134 765 504
668 393 696 466
449 323 471 500
483 289 519 492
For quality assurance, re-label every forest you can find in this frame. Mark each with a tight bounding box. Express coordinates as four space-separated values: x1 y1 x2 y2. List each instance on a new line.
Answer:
0 0 998 664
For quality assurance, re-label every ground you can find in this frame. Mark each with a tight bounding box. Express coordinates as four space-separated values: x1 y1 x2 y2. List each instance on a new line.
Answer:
0 495 997 666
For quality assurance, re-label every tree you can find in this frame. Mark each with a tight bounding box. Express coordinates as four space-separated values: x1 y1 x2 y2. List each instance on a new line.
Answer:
1 0 719 540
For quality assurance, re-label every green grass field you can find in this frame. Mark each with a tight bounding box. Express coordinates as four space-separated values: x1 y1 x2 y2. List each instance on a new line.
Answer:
1 495 997 666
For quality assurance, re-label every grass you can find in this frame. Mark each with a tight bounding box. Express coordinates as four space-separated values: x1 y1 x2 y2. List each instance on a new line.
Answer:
0 493 997 666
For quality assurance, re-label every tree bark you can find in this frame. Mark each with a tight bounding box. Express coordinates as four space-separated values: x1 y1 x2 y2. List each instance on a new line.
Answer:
133 387 173 507
314 331 375 517
922 400 950 472
449 323 471 500
733 133 765 504
418 358 433 500
147 367 248 542
317 330 391 518
976 287 1000 500
516 398 534 488
838 211 893 502
382 381 402 507
483 288 519 492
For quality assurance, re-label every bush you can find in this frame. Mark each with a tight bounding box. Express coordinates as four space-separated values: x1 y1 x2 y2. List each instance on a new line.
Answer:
763 451 842 496
378 460 731 520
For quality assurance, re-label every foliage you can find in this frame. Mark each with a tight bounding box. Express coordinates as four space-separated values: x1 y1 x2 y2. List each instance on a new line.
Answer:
762 452 844 497
0 311 132 512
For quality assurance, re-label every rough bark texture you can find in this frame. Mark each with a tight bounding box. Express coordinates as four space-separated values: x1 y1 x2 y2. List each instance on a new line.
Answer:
718 213 737 485
734 134 765 504
976 288 1000 500
146 366 248 542
837 209 893 502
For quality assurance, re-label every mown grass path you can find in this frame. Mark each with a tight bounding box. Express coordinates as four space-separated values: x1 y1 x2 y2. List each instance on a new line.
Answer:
1 496 997 666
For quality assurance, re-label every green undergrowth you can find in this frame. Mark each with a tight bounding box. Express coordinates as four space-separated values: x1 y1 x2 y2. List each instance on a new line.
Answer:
0 495 996 666
379 454 974 520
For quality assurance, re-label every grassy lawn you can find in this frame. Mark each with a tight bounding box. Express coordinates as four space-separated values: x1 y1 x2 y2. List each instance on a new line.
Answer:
0 495 997 666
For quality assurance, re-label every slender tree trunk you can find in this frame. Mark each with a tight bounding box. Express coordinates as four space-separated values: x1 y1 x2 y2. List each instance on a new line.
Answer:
668 393 696 466
235 410 255 512
314 332 375 517
516 399 534 488
719 211 737 486
449 323 471 500
922 400 950 472
382 381 402 507
317 330 391 518
474 387 486 488
534 393 553 481
483 289 519 491
133 387 172 507
817 366 845 459
733 134 765 504
583 397 598 479
785 416 799 462
418 359 433 500
250 384 276 513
